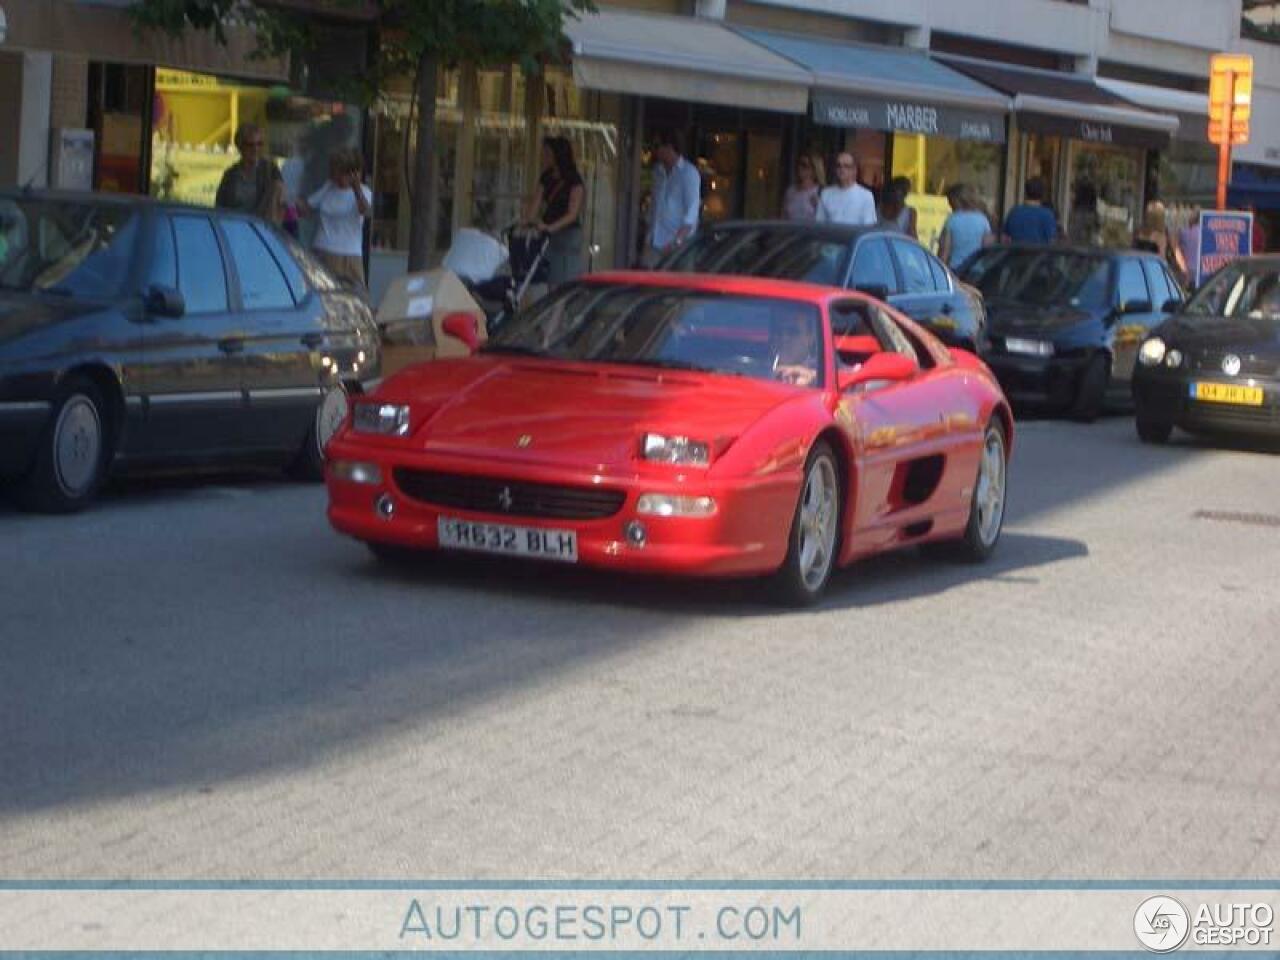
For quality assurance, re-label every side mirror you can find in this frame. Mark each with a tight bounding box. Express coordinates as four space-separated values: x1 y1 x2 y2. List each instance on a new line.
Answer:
838 351 917 392
1120 299 1153 316
854 283 890 301
441 311 480 354
145 284 185 318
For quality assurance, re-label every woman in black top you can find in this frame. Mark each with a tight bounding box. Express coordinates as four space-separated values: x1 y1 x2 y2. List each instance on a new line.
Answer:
526 136 585 286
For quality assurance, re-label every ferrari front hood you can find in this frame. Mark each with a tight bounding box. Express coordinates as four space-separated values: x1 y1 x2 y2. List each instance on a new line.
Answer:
390 357 798 469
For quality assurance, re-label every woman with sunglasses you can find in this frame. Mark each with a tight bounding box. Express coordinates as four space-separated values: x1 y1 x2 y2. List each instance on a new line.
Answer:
782 153 825 222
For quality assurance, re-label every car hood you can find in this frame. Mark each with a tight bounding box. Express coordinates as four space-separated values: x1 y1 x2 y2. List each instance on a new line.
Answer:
1160 313 1280 355
985 298 1095 337
0 293 90 345
380 357 800 468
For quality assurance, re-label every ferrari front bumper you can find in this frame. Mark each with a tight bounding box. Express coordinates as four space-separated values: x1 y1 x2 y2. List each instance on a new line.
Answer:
325 438 801 578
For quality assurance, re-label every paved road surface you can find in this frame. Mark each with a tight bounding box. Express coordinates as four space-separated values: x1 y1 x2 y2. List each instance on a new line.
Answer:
1 417 1278 879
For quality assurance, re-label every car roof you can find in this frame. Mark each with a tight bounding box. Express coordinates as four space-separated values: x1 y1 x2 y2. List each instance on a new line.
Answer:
693 219 891 241
0 187 240 219
981 243 1158 260
587 270 854 305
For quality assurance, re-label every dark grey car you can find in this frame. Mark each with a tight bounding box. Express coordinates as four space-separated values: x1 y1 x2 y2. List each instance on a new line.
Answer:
0 190 379 512
656 220 989 354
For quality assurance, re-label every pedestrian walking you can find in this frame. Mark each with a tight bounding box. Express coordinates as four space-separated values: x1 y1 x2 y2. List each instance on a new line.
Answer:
1175 208 1202 287
526 136 585 286
782 152 824 222
1002 176 1058 245
879 176 918 238
646 130 702 266
1134 201 1170 259
299 147 372 290
215 122 284 225
815 152 877 226
938 184 993 269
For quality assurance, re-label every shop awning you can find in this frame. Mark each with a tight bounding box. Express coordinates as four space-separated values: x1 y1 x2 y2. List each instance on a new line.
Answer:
739 29 1010 143
1097 78 1209 144
564 10 811 115
942 58 1179 150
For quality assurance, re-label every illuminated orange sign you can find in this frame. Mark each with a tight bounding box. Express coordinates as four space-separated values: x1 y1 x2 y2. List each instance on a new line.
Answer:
1209 53 1253 146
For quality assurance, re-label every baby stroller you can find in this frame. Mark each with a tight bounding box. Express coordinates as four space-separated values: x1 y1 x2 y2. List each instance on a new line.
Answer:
448 224 551 335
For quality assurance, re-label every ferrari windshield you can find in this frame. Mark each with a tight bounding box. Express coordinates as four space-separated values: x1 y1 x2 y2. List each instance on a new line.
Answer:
962 248 1111 310
662 227 851 287
0 197 140 298
1184 263 1280 318
486 283 826 387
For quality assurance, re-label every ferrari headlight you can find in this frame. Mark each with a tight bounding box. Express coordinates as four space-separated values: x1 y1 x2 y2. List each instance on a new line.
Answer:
1139 337 1167 367
353 402 410 436
636 494 718 517
641 433 710 466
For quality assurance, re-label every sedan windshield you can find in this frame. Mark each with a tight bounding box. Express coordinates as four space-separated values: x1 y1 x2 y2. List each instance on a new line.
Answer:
1184 263 1280 318
487 283 826 387
0 197 139 298
961 249 1111 310
662 227 851 287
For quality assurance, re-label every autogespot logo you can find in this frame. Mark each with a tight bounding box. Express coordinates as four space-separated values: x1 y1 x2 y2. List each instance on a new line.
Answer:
1135 896 1191 953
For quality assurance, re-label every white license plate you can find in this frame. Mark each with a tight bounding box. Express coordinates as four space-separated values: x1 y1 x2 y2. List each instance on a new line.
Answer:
437 516 578 563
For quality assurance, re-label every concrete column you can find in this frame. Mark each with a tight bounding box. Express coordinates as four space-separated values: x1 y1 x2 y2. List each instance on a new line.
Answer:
18 51 52 188
695 0 725 19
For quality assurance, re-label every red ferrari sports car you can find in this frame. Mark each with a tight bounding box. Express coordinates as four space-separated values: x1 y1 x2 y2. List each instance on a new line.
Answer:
325 272 1013 604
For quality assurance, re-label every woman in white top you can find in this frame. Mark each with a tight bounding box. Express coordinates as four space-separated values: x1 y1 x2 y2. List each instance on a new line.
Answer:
782 153 825 222
299 147 372 289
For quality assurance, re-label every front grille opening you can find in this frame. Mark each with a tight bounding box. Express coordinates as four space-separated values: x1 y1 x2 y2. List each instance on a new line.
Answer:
394 469 626 520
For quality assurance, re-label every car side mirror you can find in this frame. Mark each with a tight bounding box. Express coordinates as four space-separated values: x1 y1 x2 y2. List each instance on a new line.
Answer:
145 284 185 318
1120 299 1153 316
854 283 890 301
441 312 480 354
838 351 917 392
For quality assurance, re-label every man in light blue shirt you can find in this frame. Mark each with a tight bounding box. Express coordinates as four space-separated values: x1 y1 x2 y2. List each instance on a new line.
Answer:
647 130 702 265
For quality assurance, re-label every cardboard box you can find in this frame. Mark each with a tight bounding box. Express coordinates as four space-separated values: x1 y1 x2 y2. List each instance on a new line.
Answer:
375 268 488 375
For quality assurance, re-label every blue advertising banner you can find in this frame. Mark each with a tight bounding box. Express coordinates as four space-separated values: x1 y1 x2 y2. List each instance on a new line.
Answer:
1197 210 1254 286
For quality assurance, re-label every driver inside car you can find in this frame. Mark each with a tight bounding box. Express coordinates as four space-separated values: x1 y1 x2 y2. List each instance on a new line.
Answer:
771 309 820 387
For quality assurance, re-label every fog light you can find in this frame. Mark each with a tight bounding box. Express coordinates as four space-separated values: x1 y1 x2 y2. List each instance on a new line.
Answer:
624 520 647 548
331 460 383 485
1165 349 1183 369
636 493 718 517
375 494 395 520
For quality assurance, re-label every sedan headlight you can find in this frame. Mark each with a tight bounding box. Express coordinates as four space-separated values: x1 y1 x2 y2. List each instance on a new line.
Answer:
1138 337 1167 367
353 402 411 436
641 433 710 466
1004 337 1055 357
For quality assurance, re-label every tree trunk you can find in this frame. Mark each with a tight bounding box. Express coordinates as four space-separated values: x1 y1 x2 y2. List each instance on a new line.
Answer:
407 51 438 272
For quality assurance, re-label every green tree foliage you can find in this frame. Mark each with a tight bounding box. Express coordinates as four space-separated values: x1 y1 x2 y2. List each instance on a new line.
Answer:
130 0 594 267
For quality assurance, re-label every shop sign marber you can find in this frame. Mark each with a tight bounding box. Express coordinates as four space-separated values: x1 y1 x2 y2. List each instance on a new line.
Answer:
812 91 1004 143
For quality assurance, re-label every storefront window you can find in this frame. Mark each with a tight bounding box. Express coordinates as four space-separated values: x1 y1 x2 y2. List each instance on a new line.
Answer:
1068 143 1143 247
150 67 361 247
1023 133 1063 207
1156 140 1216 213
891 133 1003 253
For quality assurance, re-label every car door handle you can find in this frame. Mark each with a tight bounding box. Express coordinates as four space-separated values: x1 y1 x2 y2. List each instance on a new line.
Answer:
217 338 244 355
300 333 325 349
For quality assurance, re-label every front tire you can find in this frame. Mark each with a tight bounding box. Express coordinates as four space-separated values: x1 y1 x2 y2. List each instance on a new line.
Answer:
771 441 841 606
289 383 349 481
17 376 112 513
1069 354 1109 422
1135 410 1173 444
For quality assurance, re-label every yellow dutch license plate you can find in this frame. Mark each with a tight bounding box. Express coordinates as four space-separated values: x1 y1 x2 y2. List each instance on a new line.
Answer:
1190 382 1265 406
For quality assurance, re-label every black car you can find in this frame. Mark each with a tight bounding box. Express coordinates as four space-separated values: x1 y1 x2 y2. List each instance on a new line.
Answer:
657 221 989 354
958 245 1185 420
0 190 379 512
1132 256 1280 444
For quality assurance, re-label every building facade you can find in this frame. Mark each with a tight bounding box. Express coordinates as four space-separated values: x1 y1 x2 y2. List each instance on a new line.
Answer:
3 0 1277 299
